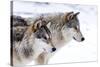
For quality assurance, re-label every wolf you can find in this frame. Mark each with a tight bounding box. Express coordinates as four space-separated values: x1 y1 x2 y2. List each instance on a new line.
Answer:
28 11 85 64
12 18 56 66
12 11 85 65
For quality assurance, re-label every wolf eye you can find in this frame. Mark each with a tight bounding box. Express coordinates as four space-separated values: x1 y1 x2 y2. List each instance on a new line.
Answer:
74 27 77 30
43 36 47 40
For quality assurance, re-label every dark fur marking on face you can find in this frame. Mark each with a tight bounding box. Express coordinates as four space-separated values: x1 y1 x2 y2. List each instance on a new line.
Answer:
35 26 51 40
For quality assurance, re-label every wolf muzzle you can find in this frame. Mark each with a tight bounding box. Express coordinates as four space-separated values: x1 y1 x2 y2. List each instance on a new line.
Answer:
73 37 85 42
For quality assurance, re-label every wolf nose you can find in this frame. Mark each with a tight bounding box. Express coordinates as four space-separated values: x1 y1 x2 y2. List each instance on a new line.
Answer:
81 37 85 41
52 48 56 52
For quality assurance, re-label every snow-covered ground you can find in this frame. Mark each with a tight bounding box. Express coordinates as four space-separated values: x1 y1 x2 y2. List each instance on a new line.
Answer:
12 1 98 65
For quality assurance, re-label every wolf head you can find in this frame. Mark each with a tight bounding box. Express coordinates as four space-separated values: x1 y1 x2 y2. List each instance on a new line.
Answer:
32 19 56 53
63 12 85 42
12 26 27 42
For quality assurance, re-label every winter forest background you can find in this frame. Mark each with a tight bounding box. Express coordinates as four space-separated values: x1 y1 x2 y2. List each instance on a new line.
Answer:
12 1 97 65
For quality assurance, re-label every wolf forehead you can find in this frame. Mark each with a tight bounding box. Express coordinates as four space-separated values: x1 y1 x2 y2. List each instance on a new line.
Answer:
31 18 51 38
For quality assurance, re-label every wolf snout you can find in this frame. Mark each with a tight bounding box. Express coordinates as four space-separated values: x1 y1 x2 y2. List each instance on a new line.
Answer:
81 37 85 41
52 47 56 52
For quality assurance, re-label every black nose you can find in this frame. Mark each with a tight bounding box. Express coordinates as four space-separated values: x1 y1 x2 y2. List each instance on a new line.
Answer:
52 48 56 52
81 37 85 41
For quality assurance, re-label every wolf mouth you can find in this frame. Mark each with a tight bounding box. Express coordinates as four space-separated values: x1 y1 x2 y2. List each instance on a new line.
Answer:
73 37 76 40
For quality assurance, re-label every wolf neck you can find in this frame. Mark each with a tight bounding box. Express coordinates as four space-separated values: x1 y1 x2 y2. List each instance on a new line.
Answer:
51 28 72 49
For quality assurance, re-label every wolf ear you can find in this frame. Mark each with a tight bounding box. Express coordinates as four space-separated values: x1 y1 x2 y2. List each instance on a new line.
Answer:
46 22 51 28
66 11 74 21
32 19 48 32
74 12 80 17
67 11 74 15
33 20 42 32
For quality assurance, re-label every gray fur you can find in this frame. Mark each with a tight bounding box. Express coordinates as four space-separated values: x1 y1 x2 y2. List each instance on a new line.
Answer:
29 11 85 64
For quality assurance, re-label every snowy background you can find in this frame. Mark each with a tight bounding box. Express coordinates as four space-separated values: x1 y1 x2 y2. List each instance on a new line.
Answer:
12 1 97 65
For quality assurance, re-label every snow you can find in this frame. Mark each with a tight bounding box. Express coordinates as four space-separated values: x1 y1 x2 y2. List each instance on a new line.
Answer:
12 1 98 65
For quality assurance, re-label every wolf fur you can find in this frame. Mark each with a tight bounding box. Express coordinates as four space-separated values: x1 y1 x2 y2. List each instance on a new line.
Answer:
12 11 85 65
